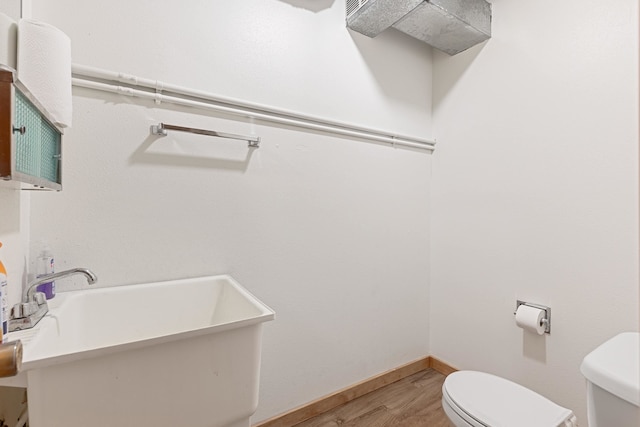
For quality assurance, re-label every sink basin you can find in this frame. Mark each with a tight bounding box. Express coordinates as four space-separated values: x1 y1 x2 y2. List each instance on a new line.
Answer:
23 274 274 369
7 275 275 427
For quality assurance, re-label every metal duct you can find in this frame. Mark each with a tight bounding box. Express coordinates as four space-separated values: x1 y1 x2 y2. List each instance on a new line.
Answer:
346 0 423 38
346 0 491 55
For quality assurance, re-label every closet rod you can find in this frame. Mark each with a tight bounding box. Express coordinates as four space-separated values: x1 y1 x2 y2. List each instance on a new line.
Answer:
72 64 436 152
151 123 260 147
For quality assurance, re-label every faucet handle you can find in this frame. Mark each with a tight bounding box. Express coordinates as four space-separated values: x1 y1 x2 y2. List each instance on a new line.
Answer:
33 292 46 306
12 302 34 319
11 292 49 319
11 304 24 319
10 296 48 321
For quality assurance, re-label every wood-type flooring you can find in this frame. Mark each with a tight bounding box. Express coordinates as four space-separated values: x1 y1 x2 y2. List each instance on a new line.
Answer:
293 369 451 427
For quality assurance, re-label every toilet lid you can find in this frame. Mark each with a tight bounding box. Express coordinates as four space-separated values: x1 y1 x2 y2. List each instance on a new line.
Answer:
444 371 574 427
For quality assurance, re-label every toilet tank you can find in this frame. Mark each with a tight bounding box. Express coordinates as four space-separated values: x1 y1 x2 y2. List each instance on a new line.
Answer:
580 332 640 427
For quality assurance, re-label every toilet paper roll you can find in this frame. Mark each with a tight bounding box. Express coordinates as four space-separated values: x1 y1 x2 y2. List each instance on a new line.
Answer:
0 13 17 69
17 18 72 127
515 304 546 335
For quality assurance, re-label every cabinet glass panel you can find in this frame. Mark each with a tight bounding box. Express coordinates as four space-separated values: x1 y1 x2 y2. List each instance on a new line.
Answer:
14 91 61 183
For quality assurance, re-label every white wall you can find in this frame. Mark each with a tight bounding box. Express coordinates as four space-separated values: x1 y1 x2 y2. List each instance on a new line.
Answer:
430 0 639 424
0 190 29 318
0 0 20 21
28 0 433 422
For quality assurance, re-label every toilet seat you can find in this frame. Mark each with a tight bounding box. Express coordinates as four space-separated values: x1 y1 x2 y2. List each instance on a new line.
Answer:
442 371 577 427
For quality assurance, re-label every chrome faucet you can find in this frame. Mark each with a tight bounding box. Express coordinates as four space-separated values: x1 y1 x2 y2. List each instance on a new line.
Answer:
10 268 98 332
22 268 97 303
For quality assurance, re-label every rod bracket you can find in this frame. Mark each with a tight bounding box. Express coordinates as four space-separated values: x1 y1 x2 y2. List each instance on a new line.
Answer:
150 124 168 136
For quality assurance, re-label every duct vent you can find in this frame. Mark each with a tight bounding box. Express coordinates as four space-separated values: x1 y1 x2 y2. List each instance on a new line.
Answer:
346 0 369 19
346 0 423 38
346 0 491 55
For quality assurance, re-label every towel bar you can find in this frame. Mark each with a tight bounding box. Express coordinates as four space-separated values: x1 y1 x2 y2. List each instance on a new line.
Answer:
150 122 260 148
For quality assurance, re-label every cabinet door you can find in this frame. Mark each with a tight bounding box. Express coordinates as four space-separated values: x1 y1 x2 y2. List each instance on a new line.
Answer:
14 90 62 189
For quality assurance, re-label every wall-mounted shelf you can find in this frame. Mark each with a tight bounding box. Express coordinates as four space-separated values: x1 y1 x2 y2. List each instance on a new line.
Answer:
0 68 63 191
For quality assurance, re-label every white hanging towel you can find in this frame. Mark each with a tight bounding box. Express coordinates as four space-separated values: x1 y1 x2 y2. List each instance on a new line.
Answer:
0 13 17 70
17 19 72 128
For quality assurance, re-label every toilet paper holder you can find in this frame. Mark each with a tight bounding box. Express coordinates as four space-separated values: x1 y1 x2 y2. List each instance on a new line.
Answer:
514 300 551 334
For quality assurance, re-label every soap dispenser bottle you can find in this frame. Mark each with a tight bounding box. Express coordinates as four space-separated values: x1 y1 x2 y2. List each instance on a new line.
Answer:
0 242 7 341
36 243 55 299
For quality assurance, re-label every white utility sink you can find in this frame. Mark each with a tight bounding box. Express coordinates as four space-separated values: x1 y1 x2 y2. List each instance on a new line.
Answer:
4 275 275 427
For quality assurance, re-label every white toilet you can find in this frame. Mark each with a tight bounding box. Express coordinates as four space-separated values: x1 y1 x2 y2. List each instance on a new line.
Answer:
580 332 640 427
442 371 577 427
442 332 640 427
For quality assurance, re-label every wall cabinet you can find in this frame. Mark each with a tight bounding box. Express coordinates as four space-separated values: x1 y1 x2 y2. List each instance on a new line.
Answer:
0 68 62 191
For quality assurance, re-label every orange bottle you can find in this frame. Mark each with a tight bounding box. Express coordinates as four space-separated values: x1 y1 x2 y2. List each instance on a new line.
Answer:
0 242 6 342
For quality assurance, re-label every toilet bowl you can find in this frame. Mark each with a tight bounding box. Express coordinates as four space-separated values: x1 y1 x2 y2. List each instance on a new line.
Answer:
442 371 577 427
441 332 640 426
